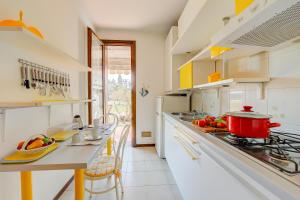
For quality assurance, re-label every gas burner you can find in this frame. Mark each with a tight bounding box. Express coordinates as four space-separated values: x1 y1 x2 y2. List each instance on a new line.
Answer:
224 134 248 145
268 150 290 161
224 134 239 144
213 131 300 175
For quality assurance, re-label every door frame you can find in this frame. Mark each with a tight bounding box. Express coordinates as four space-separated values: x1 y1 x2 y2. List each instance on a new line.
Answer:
102 40 137 147
87 27 106 125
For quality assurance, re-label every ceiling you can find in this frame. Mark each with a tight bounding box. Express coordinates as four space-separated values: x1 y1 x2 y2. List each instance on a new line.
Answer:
81 0 188 34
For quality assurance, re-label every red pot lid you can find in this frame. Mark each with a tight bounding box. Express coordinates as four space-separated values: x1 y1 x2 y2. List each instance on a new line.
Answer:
226 106 272 119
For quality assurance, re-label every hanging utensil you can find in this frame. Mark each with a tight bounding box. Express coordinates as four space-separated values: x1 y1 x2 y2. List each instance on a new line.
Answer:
64 73 68 93
39 68 47 96
67 74 71 94
24 63 30 89
44 69 50 96
54 72 58 94
31 67 37 89
49 70 54 96
59 73 65 97
20 61 25 86
50 70 57 96
36 67 41 90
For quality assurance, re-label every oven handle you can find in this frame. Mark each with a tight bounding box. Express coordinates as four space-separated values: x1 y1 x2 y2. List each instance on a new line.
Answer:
174 135 200 160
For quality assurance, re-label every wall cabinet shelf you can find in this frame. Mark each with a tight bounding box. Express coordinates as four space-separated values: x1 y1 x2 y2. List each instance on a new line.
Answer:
0 27 91 72
0 99 94 109
171 0 235 54
181 44 265 65
193 78 270 89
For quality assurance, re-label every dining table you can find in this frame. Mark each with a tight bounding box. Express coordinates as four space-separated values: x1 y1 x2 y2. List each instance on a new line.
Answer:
0 128 114 200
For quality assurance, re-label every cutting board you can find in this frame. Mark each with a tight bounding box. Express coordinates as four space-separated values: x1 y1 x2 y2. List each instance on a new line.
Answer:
1 143 59 164
197 126 228 133
51 130 79 142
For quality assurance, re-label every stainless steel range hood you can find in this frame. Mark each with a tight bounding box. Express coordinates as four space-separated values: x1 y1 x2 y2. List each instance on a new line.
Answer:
212 0 300 50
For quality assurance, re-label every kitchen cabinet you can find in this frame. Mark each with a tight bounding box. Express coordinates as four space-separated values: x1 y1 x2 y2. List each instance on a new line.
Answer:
235 0 254 15
164 27 192 92
172 0 235 54
180 50 270 93
164 118 266 200
179 62 193 89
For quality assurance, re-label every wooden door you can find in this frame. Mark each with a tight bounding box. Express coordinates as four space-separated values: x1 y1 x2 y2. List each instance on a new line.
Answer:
87 27 106 124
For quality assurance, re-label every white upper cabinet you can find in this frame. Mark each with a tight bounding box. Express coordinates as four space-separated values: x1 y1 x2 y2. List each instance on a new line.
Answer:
164 27 178 92
171 0 235 54
164 27 193 92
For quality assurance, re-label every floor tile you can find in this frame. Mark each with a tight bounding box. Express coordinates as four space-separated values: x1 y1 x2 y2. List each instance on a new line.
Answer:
143 171 176 186
144 185 177 200
59 146 182 200
124 171 146 187
126 161 147 172
144 160 169 171
124 187 147 200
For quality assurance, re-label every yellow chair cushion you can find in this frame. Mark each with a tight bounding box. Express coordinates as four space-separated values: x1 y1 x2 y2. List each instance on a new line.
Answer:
85 155 121 178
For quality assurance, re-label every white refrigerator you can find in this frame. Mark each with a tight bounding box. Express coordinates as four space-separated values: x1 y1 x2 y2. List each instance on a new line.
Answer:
155 95 189 158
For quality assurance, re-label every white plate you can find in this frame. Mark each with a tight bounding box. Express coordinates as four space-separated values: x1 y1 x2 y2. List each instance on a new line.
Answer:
84 135 102 141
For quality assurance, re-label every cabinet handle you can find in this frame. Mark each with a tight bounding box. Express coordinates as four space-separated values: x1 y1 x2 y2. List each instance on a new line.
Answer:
174 136 200 160
174 126 198 144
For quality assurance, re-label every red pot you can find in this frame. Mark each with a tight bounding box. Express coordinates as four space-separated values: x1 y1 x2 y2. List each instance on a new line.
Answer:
227 106 281 138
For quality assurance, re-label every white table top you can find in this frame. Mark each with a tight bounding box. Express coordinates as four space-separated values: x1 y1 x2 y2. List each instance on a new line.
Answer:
0 131 112 172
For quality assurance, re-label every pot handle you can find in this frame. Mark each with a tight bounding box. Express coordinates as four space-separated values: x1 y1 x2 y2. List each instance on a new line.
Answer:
269 122 281 128
242 106 253 112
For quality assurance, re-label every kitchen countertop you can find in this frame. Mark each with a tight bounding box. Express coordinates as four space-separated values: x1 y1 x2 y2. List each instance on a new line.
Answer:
0 131 112 172
164 112 300 200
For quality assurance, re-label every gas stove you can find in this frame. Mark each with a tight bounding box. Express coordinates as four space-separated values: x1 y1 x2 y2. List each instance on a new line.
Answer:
213 131 300 175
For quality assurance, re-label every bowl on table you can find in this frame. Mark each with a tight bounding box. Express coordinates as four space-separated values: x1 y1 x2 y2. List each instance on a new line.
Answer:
17 134 55 155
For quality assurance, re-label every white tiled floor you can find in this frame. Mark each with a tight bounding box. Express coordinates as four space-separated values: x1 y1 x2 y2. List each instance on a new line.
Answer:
59 144 183 200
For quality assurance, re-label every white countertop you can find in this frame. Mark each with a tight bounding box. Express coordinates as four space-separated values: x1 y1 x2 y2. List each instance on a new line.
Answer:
164 112 300 200
0 132 111 172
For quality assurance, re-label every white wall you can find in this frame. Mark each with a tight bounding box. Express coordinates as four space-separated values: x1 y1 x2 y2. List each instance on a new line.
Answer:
0 0 92 199
96 29 165 144
193 43 300 134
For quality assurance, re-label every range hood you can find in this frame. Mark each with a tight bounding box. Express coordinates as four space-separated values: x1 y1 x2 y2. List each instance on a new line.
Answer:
212 0 300 50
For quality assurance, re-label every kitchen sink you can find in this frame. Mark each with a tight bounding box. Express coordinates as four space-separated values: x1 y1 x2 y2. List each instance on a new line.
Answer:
171 112 195 116
172 111 208 122
179 117 195 122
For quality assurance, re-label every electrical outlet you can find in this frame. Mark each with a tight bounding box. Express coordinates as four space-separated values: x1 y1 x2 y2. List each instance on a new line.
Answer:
142 131 152 137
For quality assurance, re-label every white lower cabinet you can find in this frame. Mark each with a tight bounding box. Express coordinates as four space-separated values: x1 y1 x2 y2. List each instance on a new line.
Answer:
164 119 263 200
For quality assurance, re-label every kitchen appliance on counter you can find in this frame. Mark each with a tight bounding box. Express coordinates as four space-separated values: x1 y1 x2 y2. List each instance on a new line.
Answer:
213 131 300 175
155 95 190 158
73 115 84 130
227 106 281 138
212 106 300 175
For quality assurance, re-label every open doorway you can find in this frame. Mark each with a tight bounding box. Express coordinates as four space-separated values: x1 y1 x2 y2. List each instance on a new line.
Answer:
103 40 136 147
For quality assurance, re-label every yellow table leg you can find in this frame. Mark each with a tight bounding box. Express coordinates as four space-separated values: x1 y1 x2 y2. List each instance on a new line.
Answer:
74 169 84 200
20 171 33 200
107 137 112 156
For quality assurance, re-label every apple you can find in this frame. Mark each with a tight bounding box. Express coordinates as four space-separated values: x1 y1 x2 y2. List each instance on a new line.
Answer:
198 119 206 127
17 141 25 150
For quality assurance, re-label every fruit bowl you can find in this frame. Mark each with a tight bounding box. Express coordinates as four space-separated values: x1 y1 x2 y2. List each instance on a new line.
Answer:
17 134 55 155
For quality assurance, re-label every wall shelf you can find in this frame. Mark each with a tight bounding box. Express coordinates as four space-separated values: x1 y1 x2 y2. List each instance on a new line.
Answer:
0 99 94 109
178 44 266 68
171 0 234 55
193 78 270 89
0 27 91 72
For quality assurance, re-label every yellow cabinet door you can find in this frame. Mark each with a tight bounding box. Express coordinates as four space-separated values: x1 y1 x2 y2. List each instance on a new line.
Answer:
179 62 193 89
235 0 254 15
